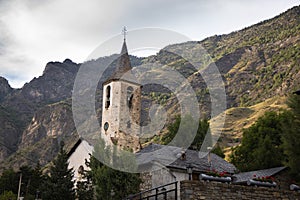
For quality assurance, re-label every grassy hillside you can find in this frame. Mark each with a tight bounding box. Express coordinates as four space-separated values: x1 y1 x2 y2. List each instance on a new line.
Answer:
220 96 288 158
144 6 300 151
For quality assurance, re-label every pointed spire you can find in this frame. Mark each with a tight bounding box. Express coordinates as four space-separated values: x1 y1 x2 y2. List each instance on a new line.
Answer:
115 38 132 74
106 27 132 82
120 39 129 59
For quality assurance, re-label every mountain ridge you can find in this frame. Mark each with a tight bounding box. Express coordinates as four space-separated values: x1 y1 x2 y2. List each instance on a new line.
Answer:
0 5 299 170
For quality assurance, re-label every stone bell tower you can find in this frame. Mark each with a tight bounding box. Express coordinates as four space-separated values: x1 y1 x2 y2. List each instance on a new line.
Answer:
101 28 141 152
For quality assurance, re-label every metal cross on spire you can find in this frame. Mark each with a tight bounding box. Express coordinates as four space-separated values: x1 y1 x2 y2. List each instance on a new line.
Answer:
122 26 127 41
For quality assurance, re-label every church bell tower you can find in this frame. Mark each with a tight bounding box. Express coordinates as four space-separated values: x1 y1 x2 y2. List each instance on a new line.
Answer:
101 28 141 152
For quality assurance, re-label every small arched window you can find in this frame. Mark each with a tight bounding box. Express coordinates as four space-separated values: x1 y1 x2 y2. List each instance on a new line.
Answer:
105 86 111 109
78 165 84 180
78 165 84 175
127 86 134 109
127 120 131 128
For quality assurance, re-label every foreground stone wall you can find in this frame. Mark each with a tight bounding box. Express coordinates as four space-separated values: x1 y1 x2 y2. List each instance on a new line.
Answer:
181 180 300 200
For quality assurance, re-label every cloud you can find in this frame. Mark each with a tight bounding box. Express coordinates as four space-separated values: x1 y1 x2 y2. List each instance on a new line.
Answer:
0 0 299 88
0 0 119 87
0 0 137 87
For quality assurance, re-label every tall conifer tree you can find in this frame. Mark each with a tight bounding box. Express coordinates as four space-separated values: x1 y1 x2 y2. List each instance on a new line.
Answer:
42 141 75 200
282 93 300 181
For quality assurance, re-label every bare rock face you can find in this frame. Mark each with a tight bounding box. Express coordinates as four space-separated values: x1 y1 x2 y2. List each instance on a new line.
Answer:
0 55 143 170
27 59 79 102
0 60 79 167
0 78 19 161
0 106 20 161
2 60 79 122
0 77 13 101
20 101 75 148
3 100 78 169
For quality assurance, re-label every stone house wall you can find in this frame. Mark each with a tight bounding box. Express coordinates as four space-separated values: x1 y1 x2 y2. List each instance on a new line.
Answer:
181 180 300 200
140 172 152 191
140 168 187 199
274 169 294 190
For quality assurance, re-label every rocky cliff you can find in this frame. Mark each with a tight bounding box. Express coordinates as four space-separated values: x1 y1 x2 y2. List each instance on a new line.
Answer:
0 77 13 101
0 55 143 170
0 5 299 170
0 100 78 171
0 106 20 161
2 59 79 124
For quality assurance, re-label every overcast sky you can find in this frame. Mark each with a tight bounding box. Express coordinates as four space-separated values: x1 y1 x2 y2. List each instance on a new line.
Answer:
0 0 299 88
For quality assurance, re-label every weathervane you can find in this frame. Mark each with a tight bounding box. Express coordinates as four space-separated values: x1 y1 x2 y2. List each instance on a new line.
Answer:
122 26 127 41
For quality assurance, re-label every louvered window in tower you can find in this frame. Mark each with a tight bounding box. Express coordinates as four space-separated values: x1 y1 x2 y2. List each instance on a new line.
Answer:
105 86 111 109
127 86 133 109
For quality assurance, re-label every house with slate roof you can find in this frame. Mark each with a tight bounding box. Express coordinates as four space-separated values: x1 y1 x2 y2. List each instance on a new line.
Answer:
232 166 292 190
137 143 237 192
68 139 298 199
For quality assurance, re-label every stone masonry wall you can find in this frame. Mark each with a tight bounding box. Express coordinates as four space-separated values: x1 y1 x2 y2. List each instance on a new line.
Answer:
181 180 300 200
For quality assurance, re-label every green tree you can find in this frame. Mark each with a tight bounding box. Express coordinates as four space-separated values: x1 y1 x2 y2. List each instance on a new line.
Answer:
282 93 300 181
161 115 181 145
161 115 210 150
19 165 43 199
76 162 93 200
42 141 75 200
192 118 210 150
0 191 17 200
0 165 43 199
89 138 142 199
31 163 44 199
211 144 225 159
0 169 18 194
230 111 285 171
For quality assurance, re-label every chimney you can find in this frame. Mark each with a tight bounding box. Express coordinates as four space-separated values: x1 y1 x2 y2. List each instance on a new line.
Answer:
207 147 212 170
181 149 186 160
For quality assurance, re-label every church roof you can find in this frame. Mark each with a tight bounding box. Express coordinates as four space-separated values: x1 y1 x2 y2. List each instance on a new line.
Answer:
136 143 237 174
104 39 133 84
116 40 132 76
